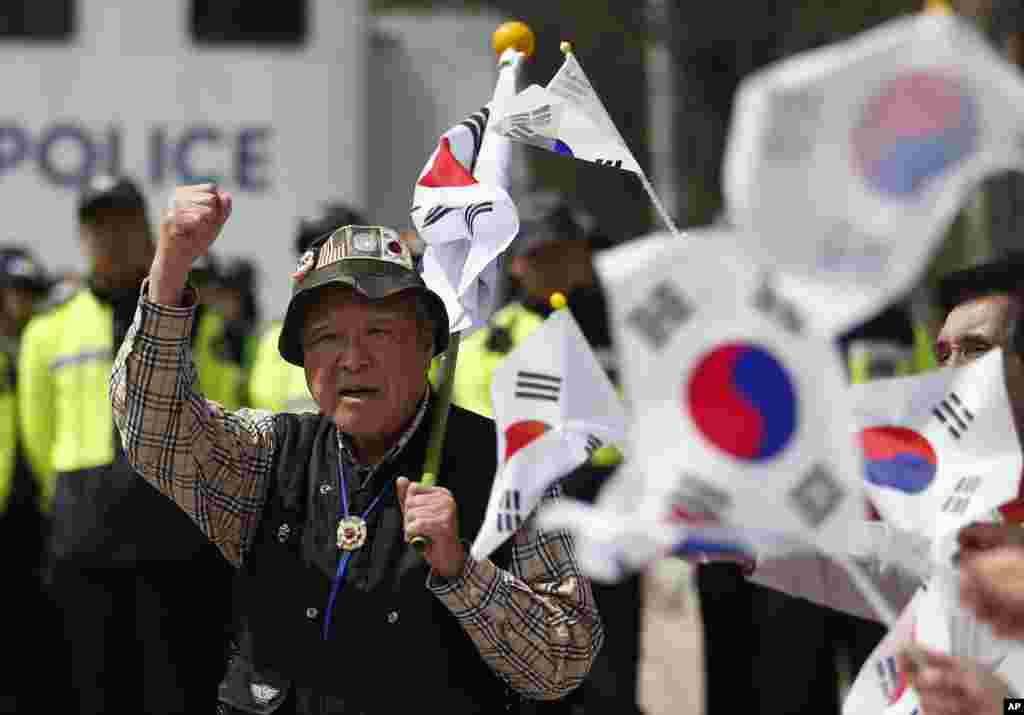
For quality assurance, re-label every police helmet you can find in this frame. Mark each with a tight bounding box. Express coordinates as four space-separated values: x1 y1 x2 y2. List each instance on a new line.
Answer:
0 246 50 293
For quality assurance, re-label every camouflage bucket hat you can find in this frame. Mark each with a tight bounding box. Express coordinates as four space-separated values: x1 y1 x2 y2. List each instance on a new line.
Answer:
278 225 449 366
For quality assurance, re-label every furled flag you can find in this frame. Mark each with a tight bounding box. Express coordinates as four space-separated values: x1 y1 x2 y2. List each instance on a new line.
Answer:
849 347 1023 564
594 229 867 558
470 308 628 561
411 106 520 334
724 12 1024 335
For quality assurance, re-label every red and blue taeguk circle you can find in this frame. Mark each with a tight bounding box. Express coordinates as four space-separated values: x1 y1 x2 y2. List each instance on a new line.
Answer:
851 71 977 198
859 426 937 494
687 343 798 462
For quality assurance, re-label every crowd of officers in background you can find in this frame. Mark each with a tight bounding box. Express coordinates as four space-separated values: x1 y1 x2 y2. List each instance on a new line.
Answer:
1 176 938 715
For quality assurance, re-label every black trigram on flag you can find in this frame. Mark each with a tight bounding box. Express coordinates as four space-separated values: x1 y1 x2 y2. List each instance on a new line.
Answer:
752 274 803 335
626 282 693 351
942 475 983 515
932 392 974 440
503 105 553 142
422 205 457 228
515 371 561 402
595 158 623 169
463 201 494 236
497 489 522 532
584 435 604 458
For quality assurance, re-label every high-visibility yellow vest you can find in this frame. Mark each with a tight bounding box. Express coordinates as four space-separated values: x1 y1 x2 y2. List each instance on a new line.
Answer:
0 349 16 513
847 322 937 384
247 321 317 413
17 289 241 507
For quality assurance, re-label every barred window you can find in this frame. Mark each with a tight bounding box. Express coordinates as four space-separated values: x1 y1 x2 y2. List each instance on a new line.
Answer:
191 1 308 46
0 1 74 40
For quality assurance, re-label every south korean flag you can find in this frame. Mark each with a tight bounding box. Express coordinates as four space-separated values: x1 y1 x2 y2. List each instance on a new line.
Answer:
470 309 628 561
596 230 867 557
849 348 1022 562
724 12 1024 336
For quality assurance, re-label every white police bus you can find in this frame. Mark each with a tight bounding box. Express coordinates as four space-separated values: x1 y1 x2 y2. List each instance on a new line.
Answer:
0 0 367 314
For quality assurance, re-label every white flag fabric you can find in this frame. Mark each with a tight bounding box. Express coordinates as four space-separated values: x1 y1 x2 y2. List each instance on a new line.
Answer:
595 230 867 558
488 51 645 176
849 348 1023 563
724 13 1024 335
842 569 1022 715
470 309 628 560
411 106 520 334
538 479 804 584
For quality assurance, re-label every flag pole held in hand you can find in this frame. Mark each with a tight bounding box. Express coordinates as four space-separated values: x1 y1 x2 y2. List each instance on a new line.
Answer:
411 20 534 554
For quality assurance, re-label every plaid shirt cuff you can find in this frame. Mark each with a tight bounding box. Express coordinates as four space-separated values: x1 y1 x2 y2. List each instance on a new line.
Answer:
427 553 501 617
137 277 199 341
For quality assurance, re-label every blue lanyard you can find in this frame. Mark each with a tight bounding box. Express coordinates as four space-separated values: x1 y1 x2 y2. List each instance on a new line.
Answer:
322 458 393 641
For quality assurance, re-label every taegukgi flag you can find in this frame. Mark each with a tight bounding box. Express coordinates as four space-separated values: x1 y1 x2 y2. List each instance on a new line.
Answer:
488 48 645 177
842 565 1024 715
471 308 627 560
850 347 1023 563
724 12 1024 335
411 106 520 334
595 230 867 558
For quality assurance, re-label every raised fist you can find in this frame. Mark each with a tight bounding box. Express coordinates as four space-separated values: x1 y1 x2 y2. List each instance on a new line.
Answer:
159 184 232 271
150 184 232 305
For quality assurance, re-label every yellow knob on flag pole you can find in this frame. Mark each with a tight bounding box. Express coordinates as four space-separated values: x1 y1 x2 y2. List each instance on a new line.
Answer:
549 291 568 311
493 21 536 58
923 0 953 15
560 41 573 56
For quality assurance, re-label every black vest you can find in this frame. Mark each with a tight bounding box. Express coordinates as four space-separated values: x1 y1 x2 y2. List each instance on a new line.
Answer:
234 404 520 714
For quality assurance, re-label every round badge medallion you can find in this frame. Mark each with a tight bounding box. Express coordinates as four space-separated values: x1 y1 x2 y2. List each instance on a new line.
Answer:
337 515 368 551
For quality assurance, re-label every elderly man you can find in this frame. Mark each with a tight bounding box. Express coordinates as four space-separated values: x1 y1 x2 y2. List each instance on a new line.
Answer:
897 252 1024 714
110 184 602 715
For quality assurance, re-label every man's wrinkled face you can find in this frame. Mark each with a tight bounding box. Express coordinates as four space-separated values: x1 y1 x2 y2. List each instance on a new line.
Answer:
301 285 432 455
936 293 1024 430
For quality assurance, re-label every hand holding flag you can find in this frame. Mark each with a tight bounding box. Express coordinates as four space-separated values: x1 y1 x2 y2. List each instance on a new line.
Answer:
410 22 533 554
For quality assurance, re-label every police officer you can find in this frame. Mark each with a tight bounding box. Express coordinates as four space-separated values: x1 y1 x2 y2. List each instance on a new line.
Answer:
0 245 51 572
248 203 367 412
18 175 236 714
0 245 63 713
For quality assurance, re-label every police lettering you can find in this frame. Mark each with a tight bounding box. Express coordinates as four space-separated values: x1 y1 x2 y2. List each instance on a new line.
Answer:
0 121 273 191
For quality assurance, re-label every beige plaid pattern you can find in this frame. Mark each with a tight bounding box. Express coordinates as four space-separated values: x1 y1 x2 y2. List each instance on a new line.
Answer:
110 281 603 700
